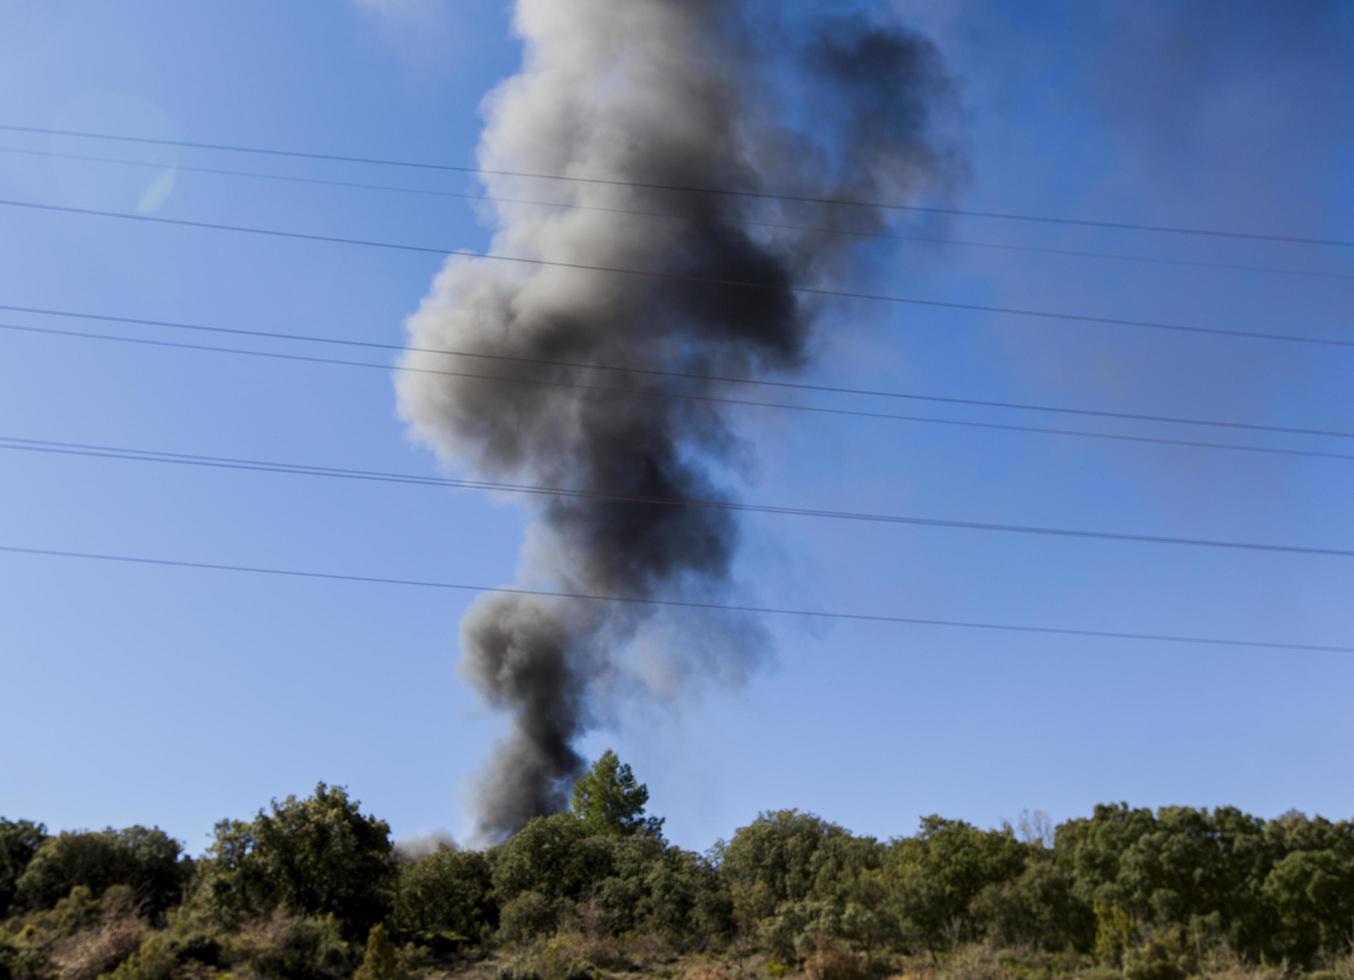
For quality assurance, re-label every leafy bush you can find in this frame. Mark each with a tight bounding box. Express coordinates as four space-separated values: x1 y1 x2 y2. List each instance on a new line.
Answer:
393 844 494 943
933 944 1011 980
193 783 395 939
1120 936 1187 980
499 891 567 943
102 933 177 980
232 911 352 980
0 930 48 980
801 937 866 980
493 933 620 980
353 923 403 980
44 885 103 936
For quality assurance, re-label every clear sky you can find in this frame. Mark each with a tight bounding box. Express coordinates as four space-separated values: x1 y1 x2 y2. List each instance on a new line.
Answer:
1 0 1352 855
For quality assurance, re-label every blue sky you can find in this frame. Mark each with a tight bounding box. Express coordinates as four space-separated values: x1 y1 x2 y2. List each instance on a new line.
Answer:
1 0 1352 854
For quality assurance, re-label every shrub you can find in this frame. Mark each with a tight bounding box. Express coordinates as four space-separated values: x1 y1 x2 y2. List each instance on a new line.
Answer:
0 932 45 980
102 934 176 980
233 911 352 980
493 933 614 980
393 845 494 943
802 937 866 980
493 963 541 980
934 944 1009 980
47 886 103 937
499 891 566 943
538 931 622 976
353 923 402 980
1193 946 1289 980
1120 936 1187 980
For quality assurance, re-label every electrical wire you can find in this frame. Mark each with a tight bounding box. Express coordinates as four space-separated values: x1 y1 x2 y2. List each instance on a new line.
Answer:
5 197 1352 351
3 542 1349 653
3 143 1349 283
4 434 1353 559
3 122 1350 248
6 320 1354 466
5 302 1351 442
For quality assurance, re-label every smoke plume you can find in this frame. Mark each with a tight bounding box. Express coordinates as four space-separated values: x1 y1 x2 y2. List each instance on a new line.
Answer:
396 0 959 841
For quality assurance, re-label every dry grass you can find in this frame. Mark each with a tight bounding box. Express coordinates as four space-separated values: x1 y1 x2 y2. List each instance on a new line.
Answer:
934 945 1008 980
52 915 145 980
1321 951 1354 980
1193 947 1291 979
682 963 735 980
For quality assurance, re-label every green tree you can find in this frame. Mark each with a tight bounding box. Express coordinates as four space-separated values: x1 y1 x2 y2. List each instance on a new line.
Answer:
590 831 667 934
0 819 47 916
971 858 1093 951
719 810 862 958
496 890 560 943
491 812 610 905
490 806 726 948
885 817 1026 953
1055 803 1288 961
1261 848 1354 966
15 826 185 917
570 750 664 838
720 811 853 919
639 845 732 949
392 845 493 942
194 783 395 938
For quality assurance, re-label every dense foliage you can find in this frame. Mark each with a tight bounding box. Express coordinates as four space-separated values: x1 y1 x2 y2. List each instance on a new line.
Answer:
192 783 396 938
12 826 186 920
2 756 1352 979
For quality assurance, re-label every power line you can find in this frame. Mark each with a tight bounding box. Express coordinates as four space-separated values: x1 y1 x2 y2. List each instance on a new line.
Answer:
5 434 1353 559
6 197 1353 351
6 303 1351 442
3 122 1351 248
7 320 1354 468
3 542 1350 653
4 143 1349 283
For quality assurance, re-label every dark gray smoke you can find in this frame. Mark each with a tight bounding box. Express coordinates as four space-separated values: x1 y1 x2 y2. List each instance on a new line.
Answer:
396 0 959 841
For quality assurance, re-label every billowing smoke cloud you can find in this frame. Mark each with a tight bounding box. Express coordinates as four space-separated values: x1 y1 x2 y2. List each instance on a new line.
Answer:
397 0 959 841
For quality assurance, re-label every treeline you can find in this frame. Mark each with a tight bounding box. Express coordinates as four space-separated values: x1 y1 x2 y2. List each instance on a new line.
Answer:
3 751 1353 980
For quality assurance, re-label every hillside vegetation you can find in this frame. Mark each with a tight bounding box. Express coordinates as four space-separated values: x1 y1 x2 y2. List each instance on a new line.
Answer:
4 752 1353 980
